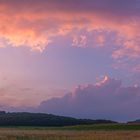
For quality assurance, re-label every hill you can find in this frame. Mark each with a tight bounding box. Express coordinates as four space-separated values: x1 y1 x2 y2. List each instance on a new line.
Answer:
0 111 116 126
128 119 140 124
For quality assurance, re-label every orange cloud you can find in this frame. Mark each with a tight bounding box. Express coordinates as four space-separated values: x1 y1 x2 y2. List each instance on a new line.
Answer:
0 0 140 58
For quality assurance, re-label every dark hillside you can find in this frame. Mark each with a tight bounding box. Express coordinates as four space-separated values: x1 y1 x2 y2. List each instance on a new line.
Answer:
0 111 116 126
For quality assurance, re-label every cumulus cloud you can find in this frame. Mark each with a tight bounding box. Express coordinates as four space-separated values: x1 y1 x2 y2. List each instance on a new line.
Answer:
0 0 140 60
38 76 140 121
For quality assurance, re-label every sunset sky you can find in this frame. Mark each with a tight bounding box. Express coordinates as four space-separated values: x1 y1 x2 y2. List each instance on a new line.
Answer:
0 0 140 121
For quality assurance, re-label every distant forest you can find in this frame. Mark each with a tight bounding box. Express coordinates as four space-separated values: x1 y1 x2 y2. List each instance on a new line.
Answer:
0 111 116 126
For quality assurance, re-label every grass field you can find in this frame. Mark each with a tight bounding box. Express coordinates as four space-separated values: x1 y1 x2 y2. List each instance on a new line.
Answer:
0 124 140 140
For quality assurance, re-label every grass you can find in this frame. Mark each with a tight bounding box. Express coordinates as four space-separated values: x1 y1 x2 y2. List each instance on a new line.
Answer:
0 124 140 140
13 123 140 131
59 123 140 131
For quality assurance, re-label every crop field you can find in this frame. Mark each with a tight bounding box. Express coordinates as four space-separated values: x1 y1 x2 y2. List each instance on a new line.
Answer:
0 124 140 140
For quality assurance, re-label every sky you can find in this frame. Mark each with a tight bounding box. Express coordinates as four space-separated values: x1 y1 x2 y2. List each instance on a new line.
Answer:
0 0 140 121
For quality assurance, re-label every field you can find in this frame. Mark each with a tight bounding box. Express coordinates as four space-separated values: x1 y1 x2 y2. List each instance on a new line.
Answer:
0 124 140 140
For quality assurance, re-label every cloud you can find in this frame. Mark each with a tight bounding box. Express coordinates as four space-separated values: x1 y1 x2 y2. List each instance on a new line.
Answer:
0 0 140 59
132 65 140 73
38 76 140 121
0 85 49 107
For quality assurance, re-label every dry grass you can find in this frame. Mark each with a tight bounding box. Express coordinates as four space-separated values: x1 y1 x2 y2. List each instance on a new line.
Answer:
0 128 140 140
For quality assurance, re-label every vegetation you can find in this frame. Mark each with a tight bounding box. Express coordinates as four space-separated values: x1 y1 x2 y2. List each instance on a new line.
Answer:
0 111 140 139
12 123 140 131
0 125 140 140
58 124 140 131
0 111 116 126
128 119 140 124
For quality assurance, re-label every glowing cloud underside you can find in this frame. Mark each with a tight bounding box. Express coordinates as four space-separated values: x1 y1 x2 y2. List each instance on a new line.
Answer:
0 0 140 59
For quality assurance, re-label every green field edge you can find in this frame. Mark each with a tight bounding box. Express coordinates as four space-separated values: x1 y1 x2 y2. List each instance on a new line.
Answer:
0 124 140 131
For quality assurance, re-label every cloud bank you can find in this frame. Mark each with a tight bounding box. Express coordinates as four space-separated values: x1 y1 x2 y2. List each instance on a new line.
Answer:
0 0 140 61
38 76 140 121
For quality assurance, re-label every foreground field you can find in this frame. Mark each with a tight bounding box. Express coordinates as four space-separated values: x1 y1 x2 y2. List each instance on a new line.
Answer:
0 129 140 140
0 124 140 140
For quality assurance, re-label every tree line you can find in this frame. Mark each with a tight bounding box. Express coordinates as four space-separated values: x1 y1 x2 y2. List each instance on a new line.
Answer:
0 111 116 126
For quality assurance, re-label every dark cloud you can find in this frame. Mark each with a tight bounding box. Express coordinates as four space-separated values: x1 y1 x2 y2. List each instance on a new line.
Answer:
38 76 140 121
1 0 140 16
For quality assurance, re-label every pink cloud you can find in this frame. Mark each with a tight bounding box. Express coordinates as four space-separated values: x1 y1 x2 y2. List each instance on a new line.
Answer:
38 76 140 121
132 65 140 73
0 0 139 58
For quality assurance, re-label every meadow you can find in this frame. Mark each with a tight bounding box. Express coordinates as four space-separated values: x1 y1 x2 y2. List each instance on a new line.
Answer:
0 124 140 140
